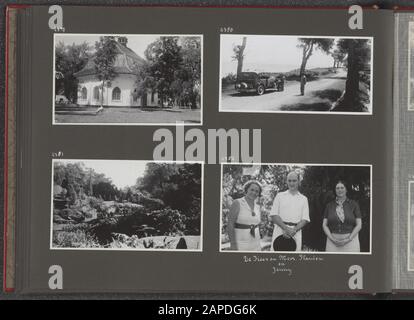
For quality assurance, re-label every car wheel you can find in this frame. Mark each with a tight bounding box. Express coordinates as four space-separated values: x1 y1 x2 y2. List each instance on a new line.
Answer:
256 85 265 95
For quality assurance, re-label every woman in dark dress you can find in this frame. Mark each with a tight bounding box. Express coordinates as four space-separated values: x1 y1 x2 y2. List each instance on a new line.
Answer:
322 181 362 252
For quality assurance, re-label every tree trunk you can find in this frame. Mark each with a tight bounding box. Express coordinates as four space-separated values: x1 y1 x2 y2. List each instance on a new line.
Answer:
299 51 307 77
343 40 360 107
100 80 104 107
190 93 197 109
299 42 313 78
299 42 313 95
236 37 247 75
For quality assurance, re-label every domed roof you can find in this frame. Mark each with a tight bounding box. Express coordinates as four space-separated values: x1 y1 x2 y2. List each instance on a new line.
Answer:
74 39 146 78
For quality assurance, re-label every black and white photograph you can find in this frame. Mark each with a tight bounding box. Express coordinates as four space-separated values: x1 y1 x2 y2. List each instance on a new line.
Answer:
220 35 373 114
53 34 202 125
409 181 414 270
220 163 372 253
409 22 414 111
51 160 203 251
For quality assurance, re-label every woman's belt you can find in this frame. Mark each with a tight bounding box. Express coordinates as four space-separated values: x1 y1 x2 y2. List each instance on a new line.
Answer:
234 222 259 237
283 221 298 227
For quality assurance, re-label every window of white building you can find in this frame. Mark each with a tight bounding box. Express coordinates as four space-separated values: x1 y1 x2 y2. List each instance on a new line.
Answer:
93 86 100 100
81 87 87 100
112 87 121 101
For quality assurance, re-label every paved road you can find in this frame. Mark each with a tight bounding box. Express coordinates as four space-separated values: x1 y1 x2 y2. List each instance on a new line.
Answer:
221 69 347 112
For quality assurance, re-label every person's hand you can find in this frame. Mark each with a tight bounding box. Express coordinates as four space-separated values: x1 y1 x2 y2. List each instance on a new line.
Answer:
340 236 352 246
283 227 296 238
330 236 345 247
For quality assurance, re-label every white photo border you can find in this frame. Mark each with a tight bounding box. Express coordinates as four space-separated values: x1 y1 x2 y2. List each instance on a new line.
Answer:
52 33 204 126
218 34 374 116
50 159 204 252
408 22 414 112
219 162 373 255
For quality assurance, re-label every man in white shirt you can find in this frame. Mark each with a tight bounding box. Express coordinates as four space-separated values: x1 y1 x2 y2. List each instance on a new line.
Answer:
269 171 310 251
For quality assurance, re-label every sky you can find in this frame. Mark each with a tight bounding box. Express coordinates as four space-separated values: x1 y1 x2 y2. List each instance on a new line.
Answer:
55 34 164 58
58 159 147 189
220 35 341 76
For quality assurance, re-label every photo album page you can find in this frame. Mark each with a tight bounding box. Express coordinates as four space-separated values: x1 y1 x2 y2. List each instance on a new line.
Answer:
393 11 414 291
6 6 396 293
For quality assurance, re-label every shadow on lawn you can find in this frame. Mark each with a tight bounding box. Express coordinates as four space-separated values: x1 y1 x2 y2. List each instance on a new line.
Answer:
280 102 332 111
280 89 342 111
313 89 343 101
322 76 347 80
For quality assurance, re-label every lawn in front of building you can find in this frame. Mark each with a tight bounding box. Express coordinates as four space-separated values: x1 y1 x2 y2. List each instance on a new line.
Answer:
54 107 201 124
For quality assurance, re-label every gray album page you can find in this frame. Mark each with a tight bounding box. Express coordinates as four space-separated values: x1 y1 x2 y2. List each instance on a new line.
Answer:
18 6 393 293
393 12 414 291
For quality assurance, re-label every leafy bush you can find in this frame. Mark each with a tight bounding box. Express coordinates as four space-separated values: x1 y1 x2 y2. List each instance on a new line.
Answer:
61 223 89 232
151 208 187 236
284 69 319 81
88 196 103 209
135 192 164 210
57 208 85 222
283 68 336 82
53 229 100 248
221 73 237 87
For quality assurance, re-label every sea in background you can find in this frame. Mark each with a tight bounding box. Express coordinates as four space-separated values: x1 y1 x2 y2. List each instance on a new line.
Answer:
221 62 332 77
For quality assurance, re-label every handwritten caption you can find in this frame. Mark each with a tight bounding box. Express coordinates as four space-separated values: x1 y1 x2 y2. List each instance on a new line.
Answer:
242 254 324 276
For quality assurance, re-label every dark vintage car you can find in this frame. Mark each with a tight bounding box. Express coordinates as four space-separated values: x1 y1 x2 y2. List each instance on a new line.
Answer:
235 72 285 95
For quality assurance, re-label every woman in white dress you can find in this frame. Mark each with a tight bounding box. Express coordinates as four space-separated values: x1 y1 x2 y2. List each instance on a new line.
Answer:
227 180 262 251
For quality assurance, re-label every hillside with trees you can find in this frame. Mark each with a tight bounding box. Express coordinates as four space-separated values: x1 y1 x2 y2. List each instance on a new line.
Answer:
52 161 202 250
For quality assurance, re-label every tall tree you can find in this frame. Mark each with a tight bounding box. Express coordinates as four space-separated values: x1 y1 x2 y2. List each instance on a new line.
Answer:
55 41 91 103
297 38 334 78
337 39 371 107
181 36 202 109
134 61 156 104
136 36 201 108
145 37 183 105
136 163 202 217
232 37 247 75
94 36 118 107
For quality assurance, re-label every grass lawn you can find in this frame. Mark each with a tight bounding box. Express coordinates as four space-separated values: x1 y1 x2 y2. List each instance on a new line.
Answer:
55 107 201 124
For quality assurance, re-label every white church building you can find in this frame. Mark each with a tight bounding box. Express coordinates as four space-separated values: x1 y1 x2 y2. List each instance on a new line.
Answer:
74 37 159 108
